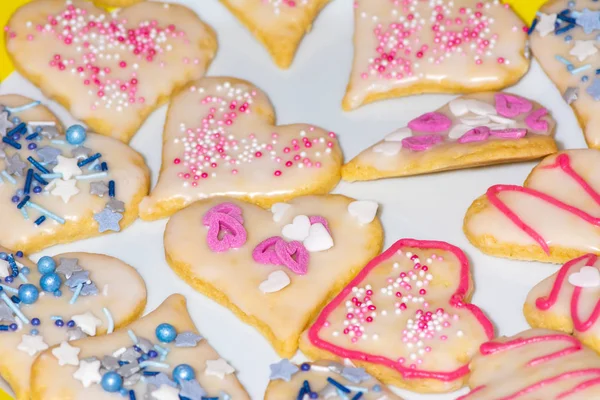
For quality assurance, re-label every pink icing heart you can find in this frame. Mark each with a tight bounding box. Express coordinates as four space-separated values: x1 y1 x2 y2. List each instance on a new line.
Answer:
401 134 443 151
494 93 533 118
275 239 310 275
203 207 247 253
204 202 244 224
458 126 491 144
309 216 331 234
489 128 527 139
252 237 283 265
407 112 452 133
525 108 549 132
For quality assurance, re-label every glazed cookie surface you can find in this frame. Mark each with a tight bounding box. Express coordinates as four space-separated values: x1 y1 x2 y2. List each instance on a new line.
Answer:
30 294 250 400
139 77 343 221
5 0 217 142
343 0 529 110
265 359 403 399
300 239 494 393
220 0 331 68
0 95 149 254
164 195 383 358
458 329 600 399
464 149 600 263
343 92 557 181
525 253 600 353
0 248 147 400
530 0 600 149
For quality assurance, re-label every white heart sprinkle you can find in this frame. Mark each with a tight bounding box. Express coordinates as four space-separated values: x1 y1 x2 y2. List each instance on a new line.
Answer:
460 116 491 126
271 202 291 223
568 266 600 288
448 124 472 139
467 100 497 116
373 142 402 156
489 114 516 125
384 127 412 142
348 201 378 224
282 215 311 241
449 99 471 117
303 223 334 253
259 270 291 294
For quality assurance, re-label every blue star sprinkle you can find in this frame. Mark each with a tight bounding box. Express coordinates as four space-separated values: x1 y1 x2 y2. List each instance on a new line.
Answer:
179 379 207 400
269 359 299 382
93 208 123 233
78 282 98 296
0 111 14 136
6 154 26 176
65 271 90 288
36 146 61 164
0 302 15 323
56 258 82 278
143 372 177 388
587 78 600 101
341 367 371 384
576 8 600 34
175 331 204 347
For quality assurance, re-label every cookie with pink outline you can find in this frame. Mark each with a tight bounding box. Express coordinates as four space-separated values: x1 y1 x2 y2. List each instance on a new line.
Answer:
300 239 494 393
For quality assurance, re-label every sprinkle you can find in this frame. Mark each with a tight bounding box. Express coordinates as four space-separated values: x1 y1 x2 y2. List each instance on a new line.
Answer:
25 132 39 141
2 136 21 150
570 64 592 74
103 307 114 334
24 169 33 194
17 196 30 209
77 153 101 168
142 371 159 376
69 283 84 305
18 273 28 283
34 216 46 226
75 172 108 181
555 55 573 65
0 290 29 324
26 156 50 174
0 284 19 294
129 390 136 400
40 173 63 180
528 18 539 35
20 208 29 220
51 139 66 145
26 201 65 224
108 180 115 197
5 101 41 113
1 171 16 184
138 361 170 369
128 329 138 344
556 23 576 35
327 378 351 393
51 316 63 321
101 162 108 171
32 173 48 185
352 393 364 400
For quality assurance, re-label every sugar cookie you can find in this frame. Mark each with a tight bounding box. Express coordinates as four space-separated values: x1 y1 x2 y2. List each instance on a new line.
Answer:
0 95 149 254
265 359 403 399
343 92 557 181
343 0 529 110
300 239 494 393
30 294 250 400
139 77 343 221
164 195 383 358
0 248 147 400
220 0 331 68
458 329 600 399
5 0 217 142
464 149 600 263
530 0 600 149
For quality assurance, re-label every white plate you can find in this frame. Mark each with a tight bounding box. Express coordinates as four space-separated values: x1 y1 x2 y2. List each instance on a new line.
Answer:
0 0 589 398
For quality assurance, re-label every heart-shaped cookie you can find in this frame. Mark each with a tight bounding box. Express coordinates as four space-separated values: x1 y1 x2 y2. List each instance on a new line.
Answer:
0 248 147 400
524 254 600 353
139 77 343 221
343 92 557 181
300 239 494 394
5 0 217 142
342 0 529 110
530 0 600 149
30 294 250 400
464 149 600 263
219 0 331 68
458 329 600 399
164 195 383 358
0 95 149 254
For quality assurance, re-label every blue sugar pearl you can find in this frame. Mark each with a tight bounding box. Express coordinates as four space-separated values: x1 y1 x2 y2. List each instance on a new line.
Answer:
9 323 17 331
0 253 6 260
37 256 56 274
67 320 75 328
33 186 42 194
31 318 40 326
309 393 318 399
66 124 87 145
155 323 177 343
11 196 20 203
18 284 39 304
27 143 37 150
172 364 195 384
12 117 20 124
372 384 382 392
5 277 14 284
12 134 20 141
55 319 64 327
53 289 62 297
565 35 572 42
147 350 158 358
119 388 128 396
15 251 23 258
583 75 590 82
21 267 30 276
30 329 39 335
141 354 148 361
101 371 123 393
568 64 575 71
39 272 61 292
301 363 311 371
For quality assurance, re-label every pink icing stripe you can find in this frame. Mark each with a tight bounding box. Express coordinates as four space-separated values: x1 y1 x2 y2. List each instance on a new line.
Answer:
486 154 600 255
557 375 600 399
308 239 494 382
536 254 600 332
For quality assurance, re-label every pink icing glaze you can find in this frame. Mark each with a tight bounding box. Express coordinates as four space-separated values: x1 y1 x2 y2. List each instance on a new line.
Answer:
525 108 549 131
458 126 491 144
274 239 310 275
535 254 600 332
458 333 600 399
407 112 452 133
252 236 283 265
203 212 247 252
489 128 527 139
486 154 600 254
402 134 443 151
494 93 533 118
308 239 494 382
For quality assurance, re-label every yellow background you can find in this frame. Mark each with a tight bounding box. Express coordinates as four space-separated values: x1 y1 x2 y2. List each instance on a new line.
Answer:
0 0 547 399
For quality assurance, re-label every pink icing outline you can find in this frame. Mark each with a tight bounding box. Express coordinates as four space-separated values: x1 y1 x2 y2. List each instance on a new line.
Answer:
458 333 600 399
485 154 600 255
252 237 283 265
535 254 600 332
525 108 550 132
407 112 452 133
203 212 247 252
308 239 494 382
494 93 533 118
275 239 310 275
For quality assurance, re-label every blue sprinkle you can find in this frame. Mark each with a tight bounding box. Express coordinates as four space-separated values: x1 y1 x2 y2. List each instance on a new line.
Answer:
0 291 29 324
40 173 62 180
74 172 107 181
556 23 576 34
2 136 21 149
557 14 576 23
24 169 33 195
372 384 381 392
32 173 48 185
571 64 592 75
20 207 29 220
108 180 115 197
0 284 19 294
528 18 538 35
51 139 66 145
0 326 8 331
583 75 590 82
555 55 573 65
7 122 26 137
25 132 39 141
129 390 136 400
142 371 159 376
327 378 350 393
77 153 101 167
69 283 84 304
128 329 139 344
17 196 30 209
5 101 41 113
1 171 16 185
26 201 65 224
30 328 39 335
351 393 363 400
101 162 108 171
26 157 50 174
11 295 20 304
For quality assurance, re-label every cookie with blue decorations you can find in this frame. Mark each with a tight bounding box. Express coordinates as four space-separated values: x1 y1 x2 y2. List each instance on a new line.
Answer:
30 294 249 400
530 0 600 148
0 247 147 400
0 95 150 254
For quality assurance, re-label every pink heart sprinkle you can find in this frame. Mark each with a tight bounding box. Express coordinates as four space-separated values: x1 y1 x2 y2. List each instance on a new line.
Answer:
203 212 247 252
458 126 491 144
489 128 527 139
275 239 310 275
525 108 549 132
204 202 244 224
401 134 443 151
309 216 331 234
494 93 533 118
253 237 284 265
407 112 452 133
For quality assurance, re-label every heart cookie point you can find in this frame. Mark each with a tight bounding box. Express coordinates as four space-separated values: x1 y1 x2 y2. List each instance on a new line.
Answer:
139 77 343 221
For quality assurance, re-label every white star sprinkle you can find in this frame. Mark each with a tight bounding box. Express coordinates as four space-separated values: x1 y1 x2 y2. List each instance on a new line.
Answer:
53 156 82 180
205 358 235 379
17 334 49 357
570 40 598 62
71 312 102 336
52 341 80 366
536 13 557 37
151 384 180 400
73 359 102 388
48 178 80 203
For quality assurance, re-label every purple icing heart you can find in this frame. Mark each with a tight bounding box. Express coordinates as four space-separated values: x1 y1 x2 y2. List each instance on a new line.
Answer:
407 112 452 133
494 93 533 118
525 108 549 132
252 237 283 265
458 126 491 144
275 239 310 275
489 128 527 139
401 134 443 151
